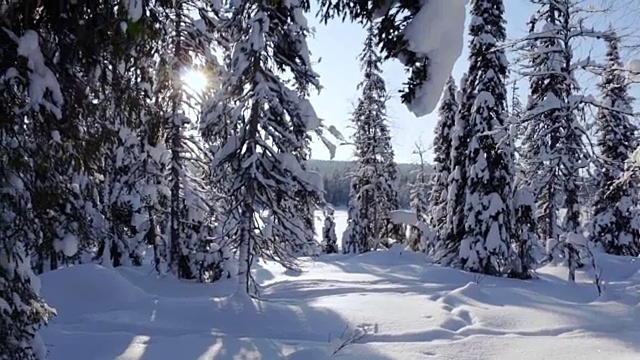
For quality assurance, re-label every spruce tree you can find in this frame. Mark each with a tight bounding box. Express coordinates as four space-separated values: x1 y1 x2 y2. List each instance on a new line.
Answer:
440 74 470 265
458 0 514 275
429 76 458 248
521 0 591 241
344 25 398 252
151 0 231 280
205 0 323 295
590 34 640 256
408 144 430 252
0 23 57 360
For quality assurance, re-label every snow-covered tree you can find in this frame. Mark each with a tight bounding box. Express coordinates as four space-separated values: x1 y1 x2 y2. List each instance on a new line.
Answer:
0 26 57 360
509 184 538 279
206 0 324 295
520 0 593 240
408 144 430 252
590 34 640 256
429 76 458 248
457 0 514 275
322 206 339 254
439 74 470 265
148 0 233 280
344 25 399 252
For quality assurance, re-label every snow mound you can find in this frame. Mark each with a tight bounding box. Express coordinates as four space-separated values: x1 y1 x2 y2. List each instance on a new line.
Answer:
40 264 149 317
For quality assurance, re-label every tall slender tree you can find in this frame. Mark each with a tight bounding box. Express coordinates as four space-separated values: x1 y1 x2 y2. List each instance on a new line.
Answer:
205 0 323 295
440 74 470 265
408 144 430 252
520 0 592 241
590 33 640 256
429 76 458 248
344 25 399 252
458 0 514 275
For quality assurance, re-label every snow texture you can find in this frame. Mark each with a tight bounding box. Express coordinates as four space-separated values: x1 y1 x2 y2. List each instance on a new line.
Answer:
39 214 640 360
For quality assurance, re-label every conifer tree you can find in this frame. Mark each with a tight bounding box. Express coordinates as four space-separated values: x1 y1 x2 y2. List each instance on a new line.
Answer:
408 144 430 252
429 76 458 247
344 25 398 252
590 34 640 256
458 0 514 275
322 207 339 254
521 0 591 241
0 21 58 360
152 0 230 280
440 74 470 265
205 0 324 295
510 183 538 279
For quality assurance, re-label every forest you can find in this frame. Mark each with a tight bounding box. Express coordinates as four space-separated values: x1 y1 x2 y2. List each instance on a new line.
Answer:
3 0 640 359
307 159 430 208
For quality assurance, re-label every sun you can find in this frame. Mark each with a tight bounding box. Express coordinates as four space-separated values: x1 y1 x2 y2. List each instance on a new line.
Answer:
182 68 208 95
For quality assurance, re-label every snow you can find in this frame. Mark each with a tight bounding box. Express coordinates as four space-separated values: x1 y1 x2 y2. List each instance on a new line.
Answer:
38 211 640 360
12 29 64 118
625 58 640 82
402 0 468 117
127 0 143 22
55 234 79 257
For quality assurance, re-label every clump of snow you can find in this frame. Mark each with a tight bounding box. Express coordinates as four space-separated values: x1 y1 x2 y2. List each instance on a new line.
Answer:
127 0 143 22
12 29 64 118
401 0 468 117
54 234 79 257
625 58 640 82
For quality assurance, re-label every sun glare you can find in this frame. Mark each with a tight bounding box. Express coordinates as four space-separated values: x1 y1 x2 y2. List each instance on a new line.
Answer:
182 68 208 95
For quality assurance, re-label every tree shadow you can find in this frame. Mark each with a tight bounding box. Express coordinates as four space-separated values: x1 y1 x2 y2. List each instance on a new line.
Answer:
42 274 395 360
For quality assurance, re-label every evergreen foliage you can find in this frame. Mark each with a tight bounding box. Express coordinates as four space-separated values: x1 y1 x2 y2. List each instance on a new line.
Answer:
590 34 640 256
457 0 514 275
344 25 400 253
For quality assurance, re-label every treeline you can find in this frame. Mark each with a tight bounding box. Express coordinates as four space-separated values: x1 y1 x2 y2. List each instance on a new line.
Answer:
308 159 433 208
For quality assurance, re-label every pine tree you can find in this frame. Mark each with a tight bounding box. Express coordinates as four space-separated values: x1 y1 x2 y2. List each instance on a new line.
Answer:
344 25 398 252
521 0 591 241
408 144 430 252
458 0 514 275
205 0 324 295
590 34 640 256
429 76 458 250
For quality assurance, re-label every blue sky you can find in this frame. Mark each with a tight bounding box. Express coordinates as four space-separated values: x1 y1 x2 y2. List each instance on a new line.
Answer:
306 0 638 164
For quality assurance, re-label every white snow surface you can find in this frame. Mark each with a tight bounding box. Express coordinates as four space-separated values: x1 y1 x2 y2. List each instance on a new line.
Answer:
41 211 640 359
402 0 467 117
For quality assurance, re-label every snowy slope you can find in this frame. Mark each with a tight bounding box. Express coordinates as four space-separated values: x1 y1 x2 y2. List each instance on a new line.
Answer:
40 229 640 360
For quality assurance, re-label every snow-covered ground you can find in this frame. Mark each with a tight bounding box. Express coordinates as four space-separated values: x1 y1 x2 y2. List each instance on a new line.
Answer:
40 211 640 359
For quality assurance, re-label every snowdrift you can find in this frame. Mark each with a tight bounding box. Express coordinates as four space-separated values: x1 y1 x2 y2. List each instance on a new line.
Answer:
40 244 640 360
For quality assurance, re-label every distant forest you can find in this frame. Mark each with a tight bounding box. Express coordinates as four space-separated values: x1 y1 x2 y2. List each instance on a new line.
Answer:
307 159 433 209
308 159 600 212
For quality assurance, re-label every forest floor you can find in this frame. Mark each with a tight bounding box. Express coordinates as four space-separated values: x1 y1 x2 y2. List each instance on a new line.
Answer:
40 244 640 360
